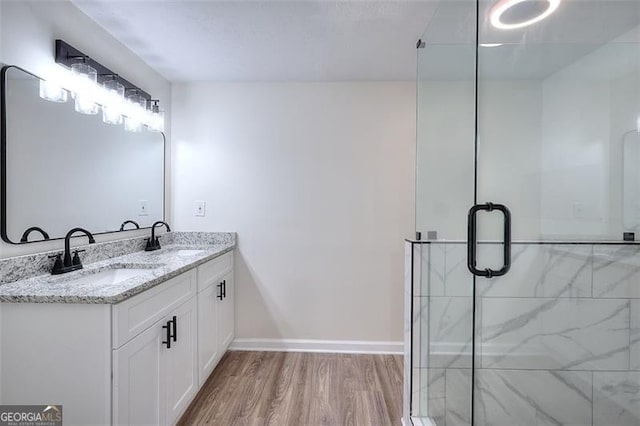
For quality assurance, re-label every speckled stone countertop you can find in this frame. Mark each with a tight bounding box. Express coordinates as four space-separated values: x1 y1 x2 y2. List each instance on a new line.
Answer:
0 232 235 304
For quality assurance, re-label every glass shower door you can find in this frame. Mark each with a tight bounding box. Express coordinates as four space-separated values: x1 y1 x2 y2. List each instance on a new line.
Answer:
413 0 478 424
471 0 640 425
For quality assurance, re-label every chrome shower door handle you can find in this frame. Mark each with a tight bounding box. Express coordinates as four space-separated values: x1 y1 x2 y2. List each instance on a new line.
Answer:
467 202 511 278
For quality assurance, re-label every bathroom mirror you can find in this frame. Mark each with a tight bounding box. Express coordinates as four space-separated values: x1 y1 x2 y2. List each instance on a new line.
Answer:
1 65 164 244
623 131 640 231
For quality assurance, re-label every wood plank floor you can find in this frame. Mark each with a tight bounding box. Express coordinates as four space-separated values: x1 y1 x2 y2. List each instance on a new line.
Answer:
178 351 404 426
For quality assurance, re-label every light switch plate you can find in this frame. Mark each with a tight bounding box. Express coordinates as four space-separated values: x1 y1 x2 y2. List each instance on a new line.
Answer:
138 200 149 216
195 200 206 217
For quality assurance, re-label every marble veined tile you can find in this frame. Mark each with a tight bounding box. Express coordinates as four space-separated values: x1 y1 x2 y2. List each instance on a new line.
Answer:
411 367 420 416
594 372 640 426
415 369 446 425
593 245 640 298
475 369 592 426
476 244 592 298
413 296 426 368
444 243 473 297
480 298 629 370
445 369 472 426
632 300 640 371
421 244 446 297
423 297 474 369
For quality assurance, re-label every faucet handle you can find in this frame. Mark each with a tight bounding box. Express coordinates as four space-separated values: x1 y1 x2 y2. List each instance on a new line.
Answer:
48 253 63 273
72 249 86 266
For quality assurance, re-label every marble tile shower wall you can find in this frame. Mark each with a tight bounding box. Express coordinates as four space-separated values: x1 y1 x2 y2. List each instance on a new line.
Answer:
412 242 640 426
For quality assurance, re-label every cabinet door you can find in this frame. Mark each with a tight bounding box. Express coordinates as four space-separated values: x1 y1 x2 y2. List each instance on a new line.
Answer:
217 271 235 352
164 297 198 425
113 320 166 426
197 283 220 386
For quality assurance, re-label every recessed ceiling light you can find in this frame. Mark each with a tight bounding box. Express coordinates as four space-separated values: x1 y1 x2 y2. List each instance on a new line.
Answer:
490 0 561 30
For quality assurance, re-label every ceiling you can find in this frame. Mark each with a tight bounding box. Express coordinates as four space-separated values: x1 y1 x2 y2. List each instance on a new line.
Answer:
71 0 439 82
419 0 640 80
71 0 640 82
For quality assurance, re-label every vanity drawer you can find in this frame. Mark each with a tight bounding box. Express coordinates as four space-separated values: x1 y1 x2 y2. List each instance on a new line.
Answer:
197 252 233 292
112 269 196 349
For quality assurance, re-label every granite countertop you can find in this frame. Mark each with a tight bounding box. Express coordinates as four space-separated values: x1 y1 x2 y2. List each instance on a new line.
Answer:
0 241 234 304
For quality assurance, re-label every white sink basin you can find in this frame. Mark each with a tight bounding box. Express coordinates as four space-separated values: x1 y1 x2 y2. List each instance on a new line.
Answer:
64 268 150 288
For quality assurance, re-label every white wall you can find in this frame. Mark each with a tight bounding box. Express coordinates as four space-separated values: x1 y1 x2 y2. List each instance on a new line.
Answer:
540 30 640 240
172 82 415 343
0 0 172 258
416 80 543 241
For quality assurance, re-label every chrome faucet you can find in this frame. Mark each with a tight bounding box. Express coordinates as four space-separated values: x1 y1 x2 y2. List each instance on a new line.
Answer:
145 221 171 251
50 227 96 275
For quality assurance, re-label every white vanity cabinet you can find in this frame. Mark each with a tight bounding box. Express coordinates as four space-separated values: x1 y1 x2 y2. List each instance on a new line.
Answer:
217 270 235 352
0 250 235 426
112 269 198 425
164 297 198 424
113 297 198 426
196 252 234 386
113 315 167 425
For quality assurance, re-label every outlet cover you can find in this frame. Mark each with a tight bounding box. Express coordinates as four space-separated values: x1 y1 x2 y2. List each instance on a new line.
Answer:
195 200 206 217
138 200 149 216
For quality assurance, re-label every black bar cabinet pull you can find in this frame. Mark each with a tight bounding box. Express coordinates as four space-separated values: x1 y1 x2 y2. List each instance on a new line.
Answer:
217 282 224 300
162 320 172 349
467 202 511 278
222 279 226 299
171 316 177 343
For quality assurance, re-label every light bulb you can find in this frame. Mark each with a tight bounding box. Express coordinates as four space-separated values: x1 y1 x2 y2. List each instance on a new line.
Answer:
148 110 165 132
102 77 125 125
124 90 147 132
148 101 164 132
39 79 68 103
71 62 99 115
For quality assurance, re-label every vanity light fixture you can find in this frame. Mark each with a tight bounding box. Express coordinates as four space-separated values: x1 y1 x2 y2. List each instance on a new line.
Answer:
490 0 561 30
102 75 125 125
124 89 146 132
480 43 504 48
38 80 68 103
51 39 163 131
148 100 165 133
70 59 99 115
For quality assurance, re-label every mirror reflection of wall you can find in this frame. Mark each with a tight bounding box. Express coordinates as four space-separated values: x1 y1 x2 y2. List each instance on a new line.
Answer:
3 66 165 243
416 1 640 241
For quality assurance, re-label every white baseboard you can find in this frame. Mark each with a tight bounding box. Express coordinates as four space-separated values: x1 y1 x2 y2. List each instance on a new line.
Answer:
229 338 403 355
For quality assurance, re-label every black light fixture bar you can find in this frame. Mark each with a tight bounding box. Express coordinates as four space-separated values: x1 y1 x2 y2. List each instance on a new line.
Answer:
54 39 152 101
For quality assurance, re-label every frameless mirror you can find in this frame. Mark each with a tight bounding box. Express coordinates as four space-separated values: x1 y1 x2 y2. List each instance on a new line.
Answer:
1 65 164 244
